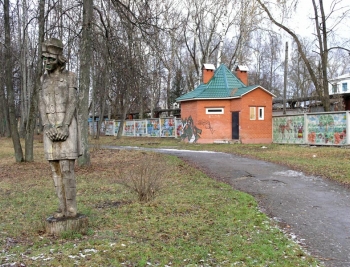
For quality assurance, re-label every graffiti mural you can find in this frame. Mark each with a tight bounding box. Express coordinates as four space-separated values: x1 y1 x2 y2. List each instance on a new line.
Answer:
105 120 115 136
273 115 304 144
160 118 175 137
176 119 183 138
123 121 135 136
135 120 147 136
147 119 160 136
180 116 202 143
307 113 346 145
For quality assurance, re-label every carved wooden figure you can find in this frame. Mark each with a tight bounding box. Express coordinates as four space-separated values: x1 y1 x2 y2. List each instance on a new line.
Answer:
39 38 81 219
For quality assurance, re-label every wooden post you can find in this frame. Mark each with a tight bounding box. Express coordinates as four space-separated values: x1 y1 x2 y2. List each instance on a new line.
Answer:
283 42 288 115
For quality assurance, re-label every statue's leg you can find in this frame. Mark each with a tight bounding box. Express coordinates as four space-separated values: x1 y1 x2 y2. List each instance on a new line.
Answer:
60 159 77 217
49 160 66 218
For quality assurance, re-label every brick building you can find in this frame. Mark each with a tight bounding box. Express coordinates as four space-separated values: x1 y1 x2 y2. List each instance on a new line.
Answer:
176 64 275 144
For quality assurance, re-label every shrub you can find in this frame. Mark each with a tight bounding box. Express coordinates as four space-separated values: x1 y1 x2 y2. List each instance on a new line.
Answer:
117 153 170 202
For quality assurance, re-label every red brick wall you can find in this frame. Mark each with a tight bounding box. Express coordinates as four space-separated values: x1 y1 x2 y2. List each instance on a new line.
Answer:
180 88 273 144
239 89 273 143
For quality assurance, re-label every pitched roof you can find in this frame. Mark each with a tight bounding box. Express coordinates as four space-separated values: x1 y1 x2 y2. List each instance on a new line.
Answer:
176 64 274 102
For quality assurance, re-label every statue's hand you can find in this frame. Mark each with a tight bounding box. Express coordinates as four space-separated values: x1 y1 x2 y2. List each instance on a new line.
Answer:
44 124 58 141
56 124 69 141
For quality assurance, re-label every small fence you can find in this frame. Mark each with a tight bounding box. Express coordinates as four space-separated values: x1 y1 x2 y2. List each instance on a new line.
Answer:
273 111 350 145
89 117 183 138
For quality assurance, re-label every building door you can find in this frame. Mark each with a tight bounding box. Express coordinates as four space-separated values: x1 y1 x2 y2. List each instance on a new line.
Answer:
232 112 239 139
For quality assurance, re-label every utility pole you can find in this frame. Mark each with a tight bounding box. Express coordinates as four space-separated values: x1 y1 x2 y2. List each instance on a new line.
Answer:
283 42 288 115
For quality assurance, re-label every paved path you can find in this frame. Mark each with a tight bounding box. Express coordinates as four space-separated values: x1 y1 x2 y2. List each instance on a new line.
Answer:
107 146 350 267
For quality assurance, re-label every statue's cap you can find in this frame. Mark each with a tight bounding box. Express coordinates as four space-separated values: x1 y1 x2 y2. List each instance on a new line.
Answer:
42 38 63 56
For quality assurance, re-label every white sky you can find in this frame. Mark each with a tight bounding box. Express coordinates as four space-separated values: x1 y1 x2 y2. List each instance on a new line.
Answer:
284 0 350 39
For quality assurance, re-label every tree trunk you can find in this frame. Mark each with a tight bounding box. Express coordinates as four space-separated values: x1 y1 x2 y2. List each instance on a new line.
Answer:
78 0 93 166
4 0 24 162
0 83 11 137
24 0 45 162
257 0 331 112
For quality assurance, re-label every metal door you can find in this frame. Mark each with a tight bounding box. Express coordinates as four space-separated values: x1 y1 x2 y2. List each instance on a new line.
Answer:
232 112 239 139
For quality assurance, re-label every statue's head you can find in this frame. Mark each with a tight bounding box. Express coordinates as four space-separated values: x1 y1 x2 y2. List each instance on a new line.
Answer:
42 38 67 72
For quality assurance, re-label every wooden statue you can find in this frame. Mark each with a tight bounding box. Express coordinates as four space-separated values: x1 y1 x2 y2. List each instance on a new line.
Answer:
39 38 81 219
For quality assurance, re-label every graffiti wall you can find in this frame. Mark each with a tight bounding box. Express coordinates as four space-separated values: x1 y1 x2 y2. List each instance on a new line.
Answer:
307 113 347 145
147 119 160 136
273 115 304 144
135 120 147 136
160 118 175 137
105 120 115 136
273 112 349 145
180 116 202 143
123 121 135 136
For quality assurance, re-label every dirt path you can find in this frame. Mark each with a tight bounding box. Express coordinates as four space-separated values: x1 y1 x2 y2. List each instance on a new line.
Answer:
107 146 350 267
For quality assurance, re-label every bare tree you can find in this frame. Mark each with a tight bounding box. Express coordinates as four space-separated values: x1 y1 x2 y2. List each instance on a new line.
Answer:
77 0 93 166
256 0 350 111
4 0 24 162
248 31 283 94
24 0 45 162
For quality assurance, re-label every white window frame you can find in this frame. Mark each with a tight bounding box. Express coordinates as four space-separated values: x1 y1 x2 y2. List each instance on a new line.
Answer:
250 107 256 120
206 108 224 114
342 82 348 92
258 107 265 120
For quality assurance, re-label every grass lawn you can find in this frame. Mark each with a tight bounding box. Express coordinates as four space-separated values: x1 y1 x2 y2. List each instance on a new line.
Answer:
95 136 350 185
0 136 324 266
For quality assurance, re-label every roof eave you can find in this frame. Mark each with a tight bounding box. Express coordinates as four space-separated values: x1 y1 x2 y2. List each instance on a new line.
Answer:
177 96 241 102
240 85 276 97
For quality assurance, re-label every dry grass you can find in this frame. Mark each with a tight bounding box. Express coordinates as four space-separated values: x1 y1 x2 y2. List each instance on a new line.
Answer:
91 136 350 184
0 136 322 266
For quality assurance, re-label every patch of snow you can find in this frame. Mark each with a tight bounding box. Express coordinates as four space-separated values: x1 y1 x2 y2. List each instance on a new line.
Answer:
157 148 219 154
273 170 304 177
83 249 97 253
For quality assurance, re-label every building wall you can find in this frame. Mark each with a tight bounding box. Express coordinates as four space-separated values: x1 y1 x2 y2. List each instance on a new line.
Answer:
180 99 231 143
180 88 273 144
329 75 350 95
239 89 273 143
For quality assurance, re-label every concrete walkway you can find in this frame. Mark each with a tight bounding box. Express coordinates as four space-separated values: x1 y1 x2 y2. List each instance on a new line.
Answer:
107 146 350 267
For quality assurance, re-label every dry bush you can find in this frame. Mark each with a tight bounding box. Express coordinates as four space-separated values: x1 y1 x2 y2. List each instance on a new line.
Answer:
117 153 171 202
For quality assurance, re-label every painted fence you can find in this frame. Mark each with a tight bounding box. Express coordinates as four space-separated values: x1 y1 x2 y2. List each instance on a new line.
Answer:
89 117 184 138
273 111 350 145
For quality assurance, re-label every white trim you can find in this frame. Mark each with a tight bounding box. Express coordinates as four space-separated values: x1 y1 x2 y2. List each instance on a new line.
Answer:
206 108 224 114
258 107 265 120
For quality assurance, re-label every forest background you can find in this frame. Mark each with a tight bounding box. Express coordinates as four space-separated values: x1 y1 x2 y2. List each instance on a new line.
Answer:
1 0 350 164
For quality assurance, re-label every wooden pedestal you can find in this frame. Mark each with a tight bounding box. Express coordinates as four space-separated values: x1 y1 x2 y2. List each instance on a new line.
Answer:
45 214 88 236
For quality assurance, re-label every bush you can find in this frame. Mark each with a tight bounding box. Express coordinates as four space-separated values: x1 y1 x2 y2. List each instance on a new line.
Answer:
117 153 170 202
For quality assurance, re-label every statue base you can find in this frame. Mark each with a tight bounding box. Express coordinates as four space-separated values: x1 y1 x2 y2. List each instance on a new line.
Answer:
45 214 88 236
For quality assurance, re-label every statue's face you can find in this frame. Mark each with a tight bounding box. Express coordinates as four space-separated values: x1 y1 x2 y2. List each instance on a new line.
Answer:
43 55 58 72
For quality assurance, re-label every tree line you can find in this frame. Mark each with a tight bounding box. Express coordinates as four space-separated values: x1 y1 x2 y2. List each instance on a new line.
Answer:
1 0 349 163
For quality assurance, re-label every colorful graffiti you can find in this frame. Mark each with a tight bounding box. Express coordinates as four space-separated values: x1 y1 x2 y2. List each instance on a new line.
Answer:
273 115 304 144
123 121 135 136
147 119 160 136
135 120 147 136
307 113 346 145
180 116 202 143
105 120 115 135
160 118 175 137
